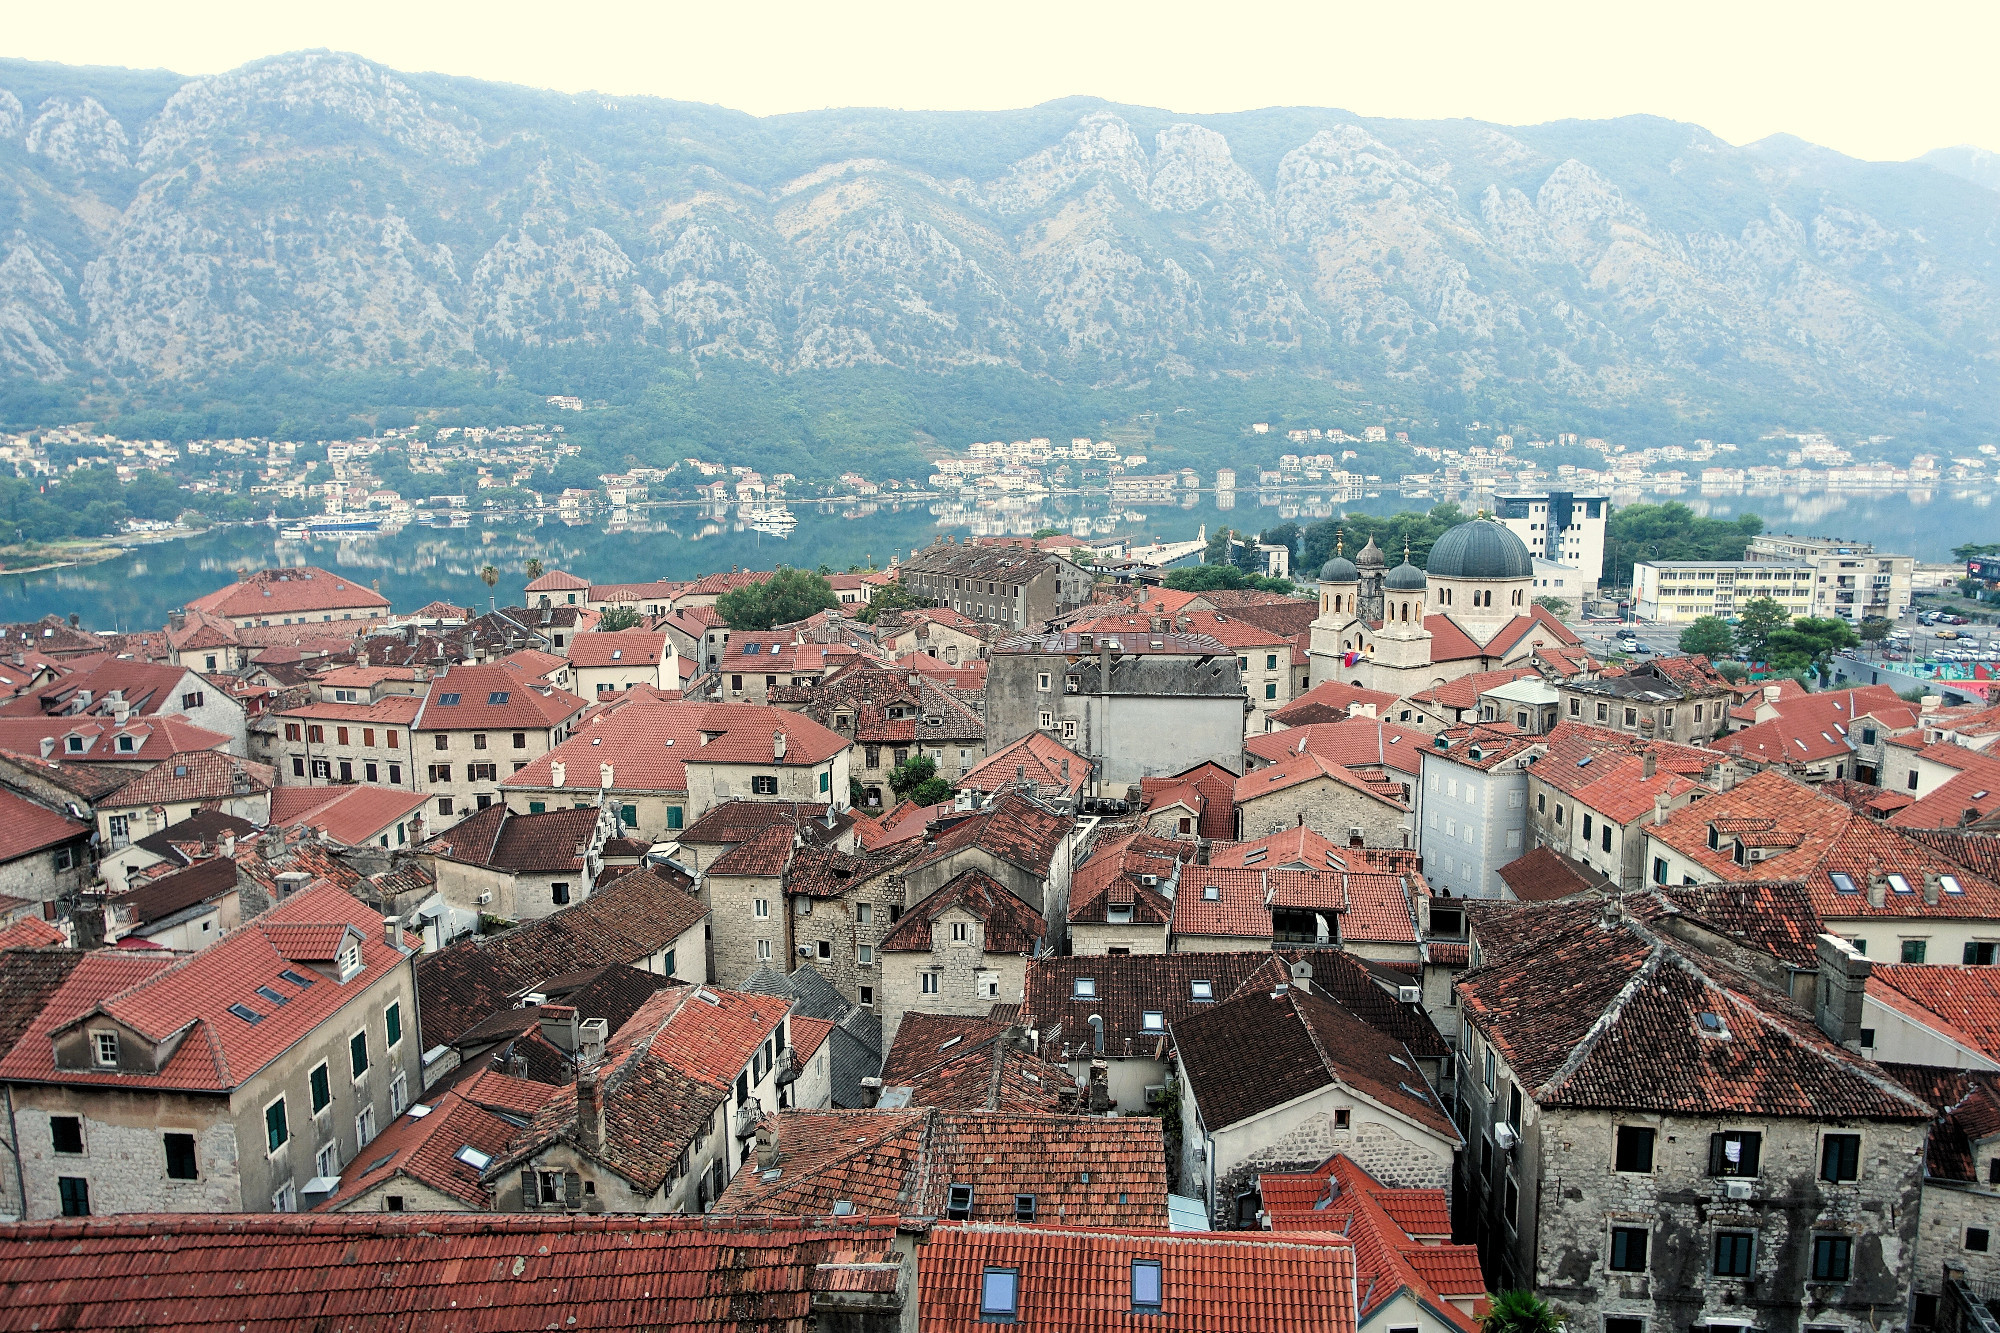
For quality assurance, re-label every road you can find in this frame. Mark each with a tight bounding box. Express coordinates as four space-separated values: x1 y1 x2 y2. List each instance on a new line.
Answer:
1571 617 2000 667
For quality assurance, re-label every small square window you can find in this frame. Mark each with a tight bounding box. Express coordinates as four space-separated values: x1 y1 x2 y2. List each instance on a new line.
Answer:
980 1267 1018 1319
947 1183 974 1220
1614 1125 1655 1173
165 1132 198 1180
1713 1231 1754 1277
1811 1235 1852 1282
1190 980 1212 1001
1610 1226 1648 1272
1072 977 1096 998
1142 1011 1164 1032
1131 1259 1162 1311
1820 1133 1860 1183
1014 1193 1036 1221
50 1116 83 1155
1969 1227 1992 1253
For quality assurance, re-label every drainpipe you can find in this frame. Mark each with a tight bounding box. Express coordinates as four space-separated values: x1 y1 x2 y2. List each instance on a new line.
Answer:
3 1085 24 1220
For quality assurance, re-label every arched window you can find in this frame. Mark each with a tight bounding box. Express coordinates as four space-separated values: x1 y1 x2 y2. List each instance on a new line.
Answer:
1335 594 1344 613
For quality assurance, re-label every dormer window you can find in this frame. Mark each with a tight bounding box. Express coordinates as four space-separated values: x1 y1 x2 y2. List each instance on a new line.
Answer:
336 938 363 982
1107 906 1133 924
947 1183 974 1220
65 736 85 753
116 735 135 752
92 1031 118 1067
1072 977 1096 998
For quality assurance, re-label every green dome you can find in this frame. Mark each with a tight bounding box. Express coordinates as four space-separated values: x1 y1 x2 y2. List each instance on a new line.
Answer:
1425 520 1533 580
1384 562 1428 590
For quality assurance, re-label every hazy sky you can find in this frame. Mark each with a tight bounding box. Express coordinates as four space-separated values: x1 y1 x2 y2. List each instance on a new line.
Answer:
9 1 1995 162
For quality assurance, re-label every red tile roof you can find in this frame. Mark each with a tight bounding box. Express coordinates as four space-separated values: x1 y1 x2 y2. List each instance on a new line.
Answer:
1887 761 2000 830
1139 762 1239 842
917 1223 1359 1333
0 1213 901 1332
0 883 399 1094
878 1014 1068 1113
414 664 586 731
1408 666 1543 713
101 749 275 809
960 732 1088 798
1233 751 1407 810
907 792 1072 880
1259 1155 1480 1331
789 1014 836 1065
682 703 850 767
1495 845 1610 902
1871 965 2000 1061
712 1109 1168 1230
458 1067 563 1120
268 784 425 846
0 716 231 761
311 1089 518 1210
569 629 670 668
185 566 390 619
424 803 604 873
644 985 793 1086
0 787 89 861
1458 896 1935 1118
1068 832 1182 927
1245 717 1427 778
526 569 592 593
505 692 704 793
0 917 67 950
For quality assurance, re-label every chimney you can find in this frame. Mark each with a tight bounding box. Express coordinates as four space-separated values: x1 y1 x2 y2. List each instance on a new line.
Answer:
1087 1013 1105 1055
506 1051 530 1079
809 1251 911 1332
1763 684 1781 702
383 915 399 948
1289 958 1313 993
38 736 54 759
540 1004 580 1052
69 905 105 949
1642 751 1656 779
221 832 235 858
551 760 566 788
576 1066 604 1154
599 762 614 789
1099 641 1111 693
1813 933 1873 1048
773 731 787 760
1653 793 1670 826
1923 873 1941 906
1867 877 1886 909
755 1120 782 1171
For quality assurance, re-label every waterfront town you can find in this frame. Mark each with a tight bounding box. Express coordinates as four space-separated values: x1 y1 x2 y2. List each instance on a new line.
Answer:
0 500 1995 1333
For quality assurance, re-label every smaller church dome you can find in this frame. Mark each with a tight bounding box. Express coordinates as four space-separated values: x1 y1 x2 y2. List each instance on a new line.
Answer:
1384 561 1428 591
1426 519 1533 580
1355 536 1387 570
1319 556 1358 583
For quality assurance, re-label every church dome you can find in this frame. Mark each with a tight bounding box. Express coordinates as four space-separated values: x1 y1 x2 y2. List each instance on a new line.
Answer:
1384 561 1428 590
1355 536 1387 570
1425 519 1533 580
1318 556 1358 583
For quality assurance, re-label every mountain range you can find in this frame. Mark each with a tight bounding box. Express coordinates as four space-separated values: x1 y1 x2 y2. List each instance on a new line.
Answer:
2 51 1998 450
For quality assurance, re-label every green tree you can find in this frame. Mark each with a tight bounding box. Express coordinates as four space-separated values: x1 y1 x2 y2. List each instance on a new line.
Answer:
1602 502 1763 591
1259 521 1301 557
597 604 644 632
1857 619 1891 642
1734 597 1791 662
478 564 499 608
1299 502 1469 574
1678 615 1735 659
715 567 841 630
1161 564 1296 595
1766 617 1860 676
908 777 955 806
1030 527 1062 540
1533 595 1571 619
888 755 940 799
1481 1291 1561 1333
524 557 545 581
1952 542 2000 563
855 580 934 624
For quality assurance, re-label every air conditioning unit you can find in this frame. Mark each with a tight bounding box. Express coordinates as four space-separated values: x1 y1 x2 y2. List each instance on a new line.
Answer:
797 945 812 957
1725 1179 1753 1200
1139 874 1159 887
476 892 492 906
1143 1084 1165 1107
1398 985 1422 1004
1493 1124 1519 1151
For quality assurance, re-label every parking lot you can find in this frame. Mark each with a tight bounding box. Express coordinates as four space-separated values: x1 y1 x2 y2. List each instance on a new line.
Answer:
1576 612 1999 669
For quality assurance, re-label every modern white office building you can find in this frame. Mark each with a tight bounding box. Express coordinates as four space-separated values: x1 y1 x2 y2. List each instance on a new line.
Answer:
1493 492 1608 598
1631 559 1815 623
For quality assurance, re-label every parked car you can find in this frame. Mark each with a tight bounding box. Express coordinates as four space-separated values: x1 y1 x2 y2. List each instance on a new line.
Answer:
1937 629 1961 640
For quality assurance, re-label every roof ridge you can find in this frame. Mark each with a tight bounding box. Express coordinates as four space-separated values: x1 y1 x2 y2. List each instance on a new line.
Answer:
1535 921 1671 1101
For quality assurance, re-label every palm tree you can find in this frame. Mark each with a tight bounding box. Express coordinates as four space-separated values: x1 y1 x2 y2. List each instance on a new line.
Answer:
1481 1291 1560 1333
524 557 544 581
478 563 499 610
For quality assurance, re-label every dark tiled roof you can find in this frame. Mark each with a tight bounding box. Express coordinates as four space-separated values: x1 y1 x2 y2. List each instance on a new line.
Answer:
907 791 1072 879
131 811 259 866
879 1015 1066 1113
1458 898 1933 1119
0 949 86 1062
1023 952 1279 1057
112 857 239 928
879 869 1045 955
678 800 843 847
425 804 602 874
1879 1064 2000 1182
1495 845 1610 902
1652 880 1824 968
1173 984 1455 1139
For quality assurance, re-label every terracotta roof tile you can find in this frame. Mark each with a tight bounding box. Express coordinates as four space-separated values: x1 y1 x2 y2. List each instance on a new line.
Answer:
1459 896 1934 1118
0 787 89 861
187 567 390 619
268 784 425 846
0 1212 900 1332
1245 717 1427 778
1138 762 1239 842
960 732 1088 798
1496 845 1610 902
312 1089 517 1210
1871 965 2000 1061
880 869 1045 955
917 1223 1359 1333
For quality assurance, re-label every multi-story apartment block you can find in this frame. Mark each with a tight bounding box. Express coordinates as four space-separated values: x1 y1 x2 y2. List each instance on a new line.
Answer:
1458 895 1933 1322
411 665 587 829
184 566 392 629
1493 491 1608 596
0 883 420 1219
265 696 422 789
987 631 1246 791
896 536 1093 631
1632 560 1816 623
1417 726 1541 899
1748 534 1916 623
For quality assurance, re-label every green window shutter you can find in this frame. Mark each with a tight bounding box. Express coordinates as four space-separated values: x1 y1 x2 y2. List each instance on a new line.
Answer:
310 1064 330 1112
386 1003 402 1047
350 1031 369 1078
529 801 546 814
265 1099 288 1152
621 804 638 828
819 770 830 793
667 806 683 830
